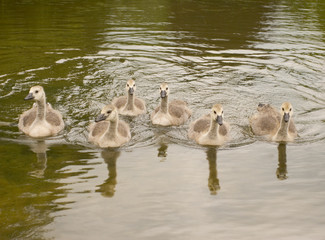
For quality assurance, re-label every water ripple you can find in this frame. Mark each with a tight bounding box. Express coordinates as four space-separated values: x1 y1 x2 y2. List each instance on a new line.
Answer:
0 1 324 149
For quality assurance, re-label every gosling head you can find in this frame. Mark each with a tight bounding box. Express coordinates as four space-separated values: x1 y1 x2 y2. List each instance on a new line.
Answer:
159 82 169 98
24 86 45 101
211 104 224 126
95 104 118 122
126 79 136 95
280 102 293 123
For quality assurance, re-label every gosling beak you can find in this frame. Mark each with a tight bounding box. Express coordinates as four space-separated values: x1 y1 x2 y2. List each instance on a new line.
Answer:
216 115 223 126
128 87 134 95
284 112 290 123
160 90 167 98
24 93 34 100
95 114 107 122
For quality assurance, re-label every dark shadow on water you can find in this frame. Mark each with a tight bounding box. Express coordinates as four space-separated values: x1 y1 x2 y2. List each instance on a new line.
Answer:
96 149 120 198
206 147 220 195
277 143 288 180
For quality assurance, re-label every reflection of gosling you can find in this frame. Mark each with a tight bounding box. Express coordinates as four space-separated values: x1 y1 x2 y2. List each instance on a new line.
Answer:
151 83 192 126
29 140 48 178
89 104 131 148
188 104 230 146
112 79 146 116
250 102 297 142
277 143 288 180
206 147 220 195
18 86 64 138
96 149 120 198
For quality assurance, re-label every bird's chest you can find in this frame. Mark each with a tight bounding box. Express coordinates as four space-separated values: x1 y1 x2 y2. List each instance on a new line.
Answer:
29 120 52 138
152 112 172 126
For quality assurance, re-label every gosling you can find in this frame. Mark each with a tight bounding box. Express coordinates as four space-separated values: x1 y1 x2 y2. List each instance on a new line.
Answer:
151 83 192 126
112 79 146 116
188 104 230 146
250 102 297 142
89 104 131 148
18 86 64 138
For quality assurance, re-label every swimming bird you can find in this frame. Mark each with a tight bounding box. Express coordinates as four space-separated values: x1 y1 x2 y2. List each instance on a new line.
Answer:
188 104 230 146
250 102 297 142
151 83 192 126
112 79 146 116
89 104 131 148
18 86 64 138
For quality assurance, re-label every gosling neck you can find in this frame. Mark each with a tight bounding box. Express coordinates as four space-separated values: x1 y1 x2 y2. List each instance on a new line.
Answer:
160 96 168 114
104 115 118 140
36 96 47 121
276 115 289 139
126 92 134 111
207 117 219 139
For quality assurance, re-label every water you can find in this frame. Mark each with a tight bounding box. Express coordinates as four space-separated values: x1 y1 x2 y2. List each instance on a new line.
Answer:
0 0 324 239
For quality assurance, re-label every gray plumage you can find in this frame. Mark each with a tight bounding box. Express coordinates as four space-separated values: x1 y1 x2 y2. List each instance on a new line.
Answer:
250 102 297 142
89 104 131 148
188 104 229 146
112 79 146 116
151 83 192 126
18 86 64 138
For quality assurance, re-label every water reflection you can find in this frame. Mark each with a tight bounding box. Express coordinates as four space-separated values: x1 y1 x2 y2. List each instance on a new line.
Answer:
276 143 288 180
157 142 168 161
28 140 48 178
0 141 95 239
0 0 324 238
206 147 220 195
96 149 120 198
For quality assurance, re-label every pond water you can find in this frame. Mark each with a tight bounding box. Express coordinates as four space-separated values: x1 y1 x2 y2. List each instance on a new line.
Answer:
0 0 325 239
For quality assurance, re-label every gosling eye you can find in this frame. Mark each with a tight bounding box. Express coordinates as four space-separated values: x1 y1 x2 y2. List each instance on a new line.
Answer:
107 110 112 114
282 108 284 111
159 87 161 90
166 87 168 90
222 111 224 114
126 84 129 87
133 84 136 87
35 90 39 94
289 108 292 111
214 111 216 114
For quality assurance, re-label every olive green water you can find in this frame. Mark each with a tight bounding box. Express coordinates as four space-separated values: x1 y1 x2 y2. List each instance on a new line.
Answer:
0 0 325 239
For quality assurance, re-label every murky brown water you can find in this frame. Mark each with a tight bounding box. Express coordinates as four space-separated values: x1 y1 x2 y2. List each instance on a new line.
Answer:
0 0 325 239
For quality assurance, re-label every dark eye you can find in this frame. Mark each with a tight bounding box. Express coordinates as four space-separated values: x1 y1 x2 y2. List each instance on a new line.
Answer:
166 87 168 90
159 87 161 90
289 108 292 111
222 111 224 114
126 84 129 87
282 108 284 111
107 110 112 114
133 84 136 87
214 111 216 114
35 90 39 93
